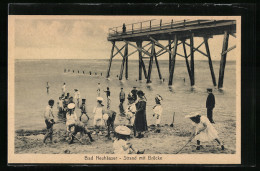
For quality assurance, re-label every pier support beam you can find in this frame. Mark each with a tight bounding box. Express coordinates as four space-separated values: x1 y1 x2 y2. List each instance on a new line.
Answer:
168 35 178 85
204 37 217 86
168 39 172 73
137 41 143 80
218 31 229 89
106 41 115 78
190 33 195 86
147 42 154 83
125 43 128 80
182 40 192 85
119 43 127 80
154 47 162 80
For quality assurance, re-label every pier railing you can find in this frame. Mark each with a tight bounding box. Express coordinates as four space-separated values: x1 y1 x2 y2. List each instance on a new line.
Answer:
108 19 217 37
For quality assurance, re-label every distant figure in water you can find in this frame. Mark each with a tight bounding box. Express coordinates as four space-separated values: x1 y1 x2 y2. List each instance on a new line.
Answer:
46 82 49 94
62 82 66 96
83 71 85 74
162 78 165 82
101 72 102 76
73 70 74 73
95 72 97 75
89 71 92 75
183 78 185 83
64 69 66 73
136 79 137 82
97 83 101 96
104 87 111 109
78 70 79 74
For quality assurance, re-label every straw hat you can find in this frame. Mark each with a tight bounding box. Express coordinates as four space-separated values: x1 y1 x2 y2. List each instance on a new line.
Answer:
68 103 76 109
185 112 200 118
115 126 131 135
103 113 109 121
97 97 103 101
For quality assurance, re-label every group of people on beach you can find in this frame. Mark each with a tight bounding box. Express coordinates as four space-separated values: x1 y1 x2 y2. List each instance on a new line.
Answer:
43 81 224 154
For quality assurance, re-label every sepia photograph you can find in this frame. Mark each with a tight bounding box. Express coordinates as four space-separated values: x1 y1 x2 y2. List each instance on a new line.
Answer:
8 15 241 164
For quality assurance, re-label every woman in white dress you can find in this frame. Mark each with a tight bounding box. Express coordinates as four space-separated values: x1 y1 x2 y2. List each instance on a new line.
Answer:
126 94 136 126
185 112 224 150
152 94 163 133
92 97 105 134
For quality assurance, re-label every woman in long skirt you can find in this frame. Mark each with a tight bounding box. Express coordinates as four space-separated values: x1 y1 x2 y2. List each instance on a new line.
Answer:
185 112 225 150
134 90 147 138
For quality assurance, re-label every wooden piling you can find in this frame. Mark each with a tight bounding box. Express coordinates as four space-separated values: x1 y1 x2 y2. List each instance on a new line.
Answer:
182 40 192 85
106 41 115 78
218 31 229 89
190 33 195 86
119 44 127 80
125 43 128 80
154 47 162 79
137 41 143 80
204 37 217 86
168 39 172 73
168 35 178 85
147 42 154 83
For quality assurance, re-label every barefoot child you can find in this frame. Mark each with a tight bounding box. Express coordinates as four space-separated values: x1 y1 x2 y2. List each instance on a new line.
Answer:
185 112 225 150
152 94 163 133
113 126 145 154
66 103 78 134
103 109 117 139
43 99 55 144
126 94 136 127
79 99 89 121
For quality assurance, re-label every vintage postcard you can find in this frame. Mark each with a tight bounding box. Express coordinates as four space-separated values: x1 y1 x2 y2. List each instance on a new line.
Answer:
8 15 241 164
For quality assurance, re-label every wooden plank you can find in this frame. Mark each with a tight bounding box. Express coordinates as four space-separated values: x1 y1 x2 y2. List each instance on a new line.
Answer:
106 41 115 78
128 41 151 58
185 42 208 58
204 37 217 86
182 40 192 85
168 35 178 85
221 45 236 55
190 33 195 86
218 31 229 89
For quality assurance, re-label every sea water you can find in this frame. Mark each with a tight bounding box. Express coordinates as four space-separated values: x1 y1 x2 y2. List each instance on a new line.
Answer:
14 59 236 131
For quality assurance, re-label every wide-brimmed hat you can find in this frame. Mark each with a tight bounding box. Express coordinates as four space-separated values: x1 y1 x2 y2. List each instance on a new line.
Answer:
185 112 200 118
97 97 103 102
136 90 145 97
115 126 131 135
68 103 76 109
74 89 78 91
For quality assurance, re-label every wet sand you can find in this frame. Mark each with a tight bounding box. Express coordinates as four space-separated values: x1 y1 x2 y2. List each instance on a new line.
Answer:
15 115 236 154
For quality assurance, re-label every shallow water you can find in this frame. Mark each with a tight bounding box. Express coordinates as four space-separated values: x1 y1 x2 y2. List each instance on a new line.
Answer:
14 59 236 131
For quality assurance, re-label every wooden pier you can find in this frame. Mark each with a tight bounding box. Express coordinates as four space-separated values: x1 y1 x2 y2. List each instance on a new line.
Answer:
106 19 236 88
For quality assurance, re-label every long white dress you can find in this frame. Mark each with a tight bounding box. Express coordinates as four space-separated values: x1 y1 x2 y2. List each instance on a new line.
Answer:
194 116 219 142
153 105 163 125
93 106 103 126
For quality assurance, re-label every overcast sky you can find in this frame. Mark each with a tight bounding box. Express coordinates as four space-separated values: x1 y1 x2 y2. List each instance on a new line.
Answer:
13 16 238 61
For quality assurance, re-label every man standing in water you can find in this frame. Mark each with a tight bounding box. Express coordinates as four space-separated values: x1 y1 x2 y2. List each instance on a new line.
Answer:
46 82 49 94
104 87 111 109
206 88 215 124
97 83 101 96
119 88 125 115
74 89 81 108
43 99 55 144
62 82 66 96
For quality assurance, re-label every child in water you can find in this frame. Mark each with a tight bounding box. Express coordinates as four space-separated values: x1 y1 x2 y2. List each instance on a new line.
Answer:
113 126 145 154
